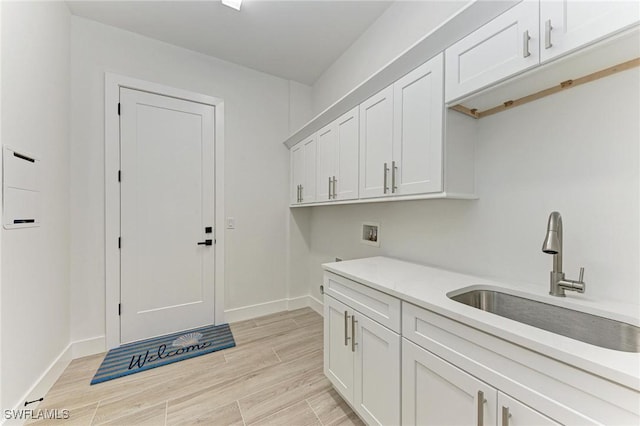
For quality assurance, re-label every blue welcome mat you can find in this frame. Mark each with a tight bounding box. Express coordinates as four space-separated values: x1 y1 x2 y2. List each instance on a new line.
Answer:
91 323 235 385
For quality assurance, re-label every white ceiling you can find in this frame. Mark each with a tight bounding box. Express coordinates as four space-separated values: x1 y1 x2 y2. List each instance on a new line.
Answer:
66 0 393 85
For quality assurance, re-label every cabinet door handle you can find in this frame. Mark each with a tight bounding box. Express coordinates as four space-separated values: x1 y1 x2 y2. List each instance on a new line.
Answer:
332 176 337 199
392 160 397 193
300 185 304 202
523 30 531 58
545 19 553 49
477 390 486 426
501 406 511 426
351 315 358 352
344 310 351 346
383 163 389 194
328 177 332 200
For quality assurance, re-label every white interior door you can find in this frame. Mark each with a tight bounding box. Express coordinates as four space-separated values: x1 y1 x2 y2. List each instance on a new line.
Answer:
120 87 215 344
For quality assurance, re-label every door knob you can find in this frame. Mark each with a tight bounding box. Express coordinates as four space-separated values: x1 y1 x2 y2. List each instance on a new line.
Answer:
197 239 213 246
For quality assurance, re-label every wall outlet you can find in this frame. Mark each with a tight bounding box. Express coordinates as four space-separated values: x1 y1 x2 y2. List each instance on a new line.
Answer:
226 217 236 229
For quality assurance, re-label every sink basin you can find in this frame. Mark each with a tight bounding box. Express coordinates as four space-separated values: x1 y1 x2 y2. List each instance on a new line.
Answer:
449 289 640 353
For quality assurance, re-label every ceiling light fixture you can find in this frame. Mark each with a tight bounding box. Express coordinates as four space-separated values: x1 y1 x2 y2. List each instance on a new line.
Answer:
221 0 242 11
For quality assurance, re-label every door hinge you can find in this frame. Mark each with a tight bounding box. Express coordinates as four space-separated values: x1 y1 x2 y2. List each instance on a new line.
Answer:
117 102 121 115
118 237 121 249
118 303 121 316
118 170 121 182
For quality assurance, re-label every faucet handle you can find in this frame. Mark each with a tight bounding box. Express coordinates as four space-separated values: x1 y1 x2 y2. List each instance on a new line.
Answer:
578 267 585 282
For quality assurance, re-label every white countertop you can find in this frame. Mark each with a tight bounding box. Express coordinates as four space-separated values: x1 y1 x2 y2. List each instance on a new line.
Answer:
322 256 640 392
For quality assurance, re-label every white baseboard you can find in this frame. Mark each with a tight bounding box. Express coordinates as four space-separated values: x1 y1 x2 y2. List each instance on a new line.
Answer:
9 343 73 417
4 335 107 425
308 295 323 315
287 295 310 310
71 336 106 358
224 295 324 323
224 299 289 323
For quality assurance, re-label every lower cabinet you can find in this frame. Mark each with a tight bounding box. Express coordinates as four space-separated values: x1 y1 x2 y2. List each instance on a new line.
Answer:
323 269 636 425
324 294 401 425
402 339 560 426
498 393 559 426
402 338 498 426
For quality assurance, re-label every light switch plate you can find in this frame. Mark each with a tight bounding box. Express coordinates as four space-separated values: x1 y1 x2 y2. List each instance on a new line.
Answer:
226 217 236 229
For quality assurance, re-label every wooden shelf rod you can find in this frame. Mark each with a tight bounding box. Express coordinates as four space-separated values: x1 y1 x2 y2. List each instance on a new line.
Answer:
450 57 640 119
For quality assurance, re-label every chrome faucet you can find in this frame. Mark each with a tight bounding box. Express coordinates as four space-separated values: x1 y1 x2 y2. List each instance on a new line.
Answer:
542 211 586 297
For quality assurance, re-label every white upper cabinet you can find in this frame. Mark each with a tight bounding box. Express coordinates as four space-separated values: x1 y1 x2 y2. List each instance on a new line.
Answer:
334 107 359 201
445 0 540 102
359 85 394 199
316 106 359 202
290 143 303 205
393 54 444 195
290 135 317 205
316 123 337 202
360 53 447 199
540 0 640 62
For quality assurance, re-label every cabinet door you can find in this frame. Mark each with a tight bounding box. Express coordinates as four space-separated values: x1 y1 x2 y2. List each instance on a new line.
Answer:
498 393 560 426
323 296 354 402
402 339 497 426
317 123 337 202
359 85 393 199
393 54 444 196
335 106 359 201
353 312 401 426
301 135 317 203
290 142 304 205
540 0 640 62
445 0 539 102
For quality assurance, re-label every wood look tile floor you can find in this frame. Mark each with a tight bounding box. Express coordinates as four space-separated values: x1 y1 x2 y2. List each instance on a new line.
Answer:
30 308 364 426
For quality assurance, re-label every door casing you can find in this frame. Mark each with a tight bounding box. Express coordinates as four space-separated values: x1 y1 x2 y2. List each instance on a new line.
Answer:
105 73 225 349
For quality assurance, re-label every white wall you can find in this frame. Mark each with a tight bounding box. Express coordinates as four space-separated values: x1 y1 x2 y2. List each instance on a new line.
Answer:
288 80 313 134
69 16 295 342
308 68 640 306
311 0 470 115
1 1 71 411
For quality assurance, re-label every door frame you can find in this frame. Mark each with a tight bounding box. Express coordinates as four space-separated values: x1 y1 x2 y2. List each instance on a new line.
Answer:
105 73 225 349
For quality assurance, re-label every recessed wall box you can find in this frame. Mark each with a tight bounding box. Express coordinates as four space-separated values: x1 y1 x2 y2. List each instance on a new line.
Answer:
3 146 41 229
361 222 380 247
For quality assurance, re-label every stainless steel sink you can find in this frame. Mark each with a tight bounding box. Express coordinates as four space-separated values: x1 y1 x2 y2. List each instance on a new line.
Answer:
449 289 640 353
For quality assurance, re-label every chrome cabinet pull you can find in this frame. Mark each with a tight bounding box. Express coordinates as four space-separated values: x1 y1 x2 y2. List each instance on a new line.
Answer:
300 185 303 202
344 311 351 346
477 390 486 426
328 177 332 200
523 30 531 58
392 160 397 193
501 406 511 426
351 315 357 352
296 185 299 202
383 163 389 194
332 176 337 199
545 19 553 49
